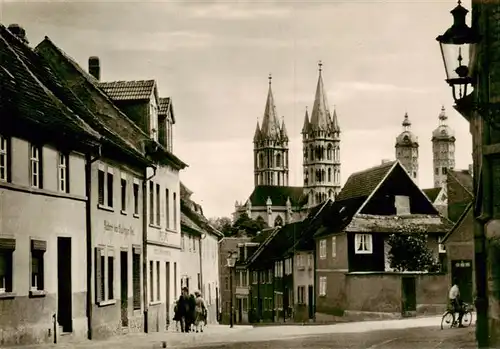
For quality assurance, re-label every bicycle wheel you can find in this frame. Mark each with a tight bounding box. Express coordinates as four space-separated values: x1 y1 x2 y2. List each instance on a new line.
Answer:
441 311 455 330
462 311 473 327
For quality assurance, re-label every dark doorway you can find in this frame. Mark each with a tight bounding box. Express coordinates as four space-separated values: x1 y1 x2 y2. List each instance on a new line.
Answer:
401 277 417 316
120 251 128 327
165 262 170 328
237 298 243 323
451 260 473 303
308 285 314 319
57 237 72 333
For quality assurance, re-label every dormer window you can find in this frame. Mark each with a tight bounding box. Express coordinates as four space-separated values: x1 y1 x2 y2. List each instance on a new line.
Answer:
395 195 410 215
149 102 158 142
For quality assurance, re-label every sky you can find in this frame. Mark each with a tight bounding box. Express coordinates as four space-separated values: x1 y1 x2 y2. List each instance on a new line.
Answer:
0 0 473 219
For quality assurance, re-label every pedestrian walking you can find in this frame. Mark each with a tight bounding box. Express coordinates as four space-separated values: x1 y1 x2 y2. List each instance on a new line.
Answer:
194 290 207 333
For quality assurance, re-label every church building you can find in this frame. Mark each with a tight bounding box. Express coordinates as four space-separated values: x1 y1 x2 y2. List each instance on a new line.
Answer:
395 112 419 184
233 62 341 227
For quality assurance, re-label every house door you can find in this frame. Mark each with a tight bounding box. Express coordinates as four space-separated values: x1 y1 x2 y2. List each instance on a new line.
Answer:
308 285 314 319
238 298 243 323
451 260 473 303
401 277 416 316
165 262 170 327
57 237 73 333
120 251 128 327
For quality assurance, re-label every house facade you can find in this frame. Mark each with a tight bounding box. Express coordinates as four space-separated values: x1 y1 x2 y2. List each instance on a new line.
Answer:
200 225 222 324
314 161 453 322
97 77 187 333
0 25 101 346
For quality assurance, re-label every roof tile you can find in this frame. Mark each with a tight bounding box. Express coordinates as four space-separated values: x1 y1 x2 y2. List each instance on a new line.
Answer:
248 185 307 207
98 80 155 101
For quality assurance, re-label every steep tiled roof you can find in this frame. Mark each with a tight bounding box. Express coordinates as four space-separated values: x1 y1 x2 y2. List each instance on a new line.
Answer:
313 197 367 239
345 214 453 234
248 185 307 207
336 161 396 201
98 80 155 101
181 211 204 235
449 170 473 194
0 25 100 146
158 97 171 115
423 187 442 202
35 37 155 163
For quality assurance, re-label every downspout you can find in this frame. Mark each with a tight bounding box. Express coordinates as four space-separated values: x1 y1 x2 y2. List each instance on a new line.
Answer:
143 165 157 333
313 241 317 323
86 144 102 340
199 233 204 298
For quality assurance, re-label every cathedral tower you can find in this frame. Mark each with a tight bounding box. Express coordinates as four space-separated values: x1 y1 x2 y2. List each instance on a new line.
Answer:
253 75 289 187
395 112 419 183
432 106 456 188
302 62 341 207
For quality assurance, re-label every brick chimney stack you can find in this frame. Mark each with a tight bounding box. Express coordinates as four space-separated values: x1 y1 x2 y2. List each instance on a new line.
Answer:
7 24 29 44
88 56 100 81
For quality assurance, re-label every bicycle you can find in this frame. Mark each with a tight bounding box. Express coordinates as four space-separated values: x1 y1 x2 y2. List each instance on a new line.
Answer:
440 302 473 330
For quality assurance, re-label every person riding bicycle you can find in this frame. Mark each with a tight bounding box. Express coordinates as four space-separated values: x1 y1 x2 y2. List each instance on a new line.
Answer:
449 277 465 328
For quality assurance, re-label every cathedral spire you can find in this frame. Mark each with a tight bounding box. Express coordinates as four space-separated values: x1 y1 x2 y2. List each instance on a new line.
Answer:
310 61 330 130
260 73 280 139
253 120 261 142
402 112 411 131
280 116 288 140
438 105 448 126
302 107 310 133
331 105 340 132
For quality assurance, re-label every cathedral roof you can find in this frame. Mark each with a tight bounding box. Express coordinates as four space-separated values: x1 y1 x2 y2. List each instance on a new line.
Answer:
280 118 288 140
396 112 418 146
432 106 455 140
247 185 308 207
260 74 282 140
423 187 442 203
301 107 310 133
309 62 331 131
253 121 261 142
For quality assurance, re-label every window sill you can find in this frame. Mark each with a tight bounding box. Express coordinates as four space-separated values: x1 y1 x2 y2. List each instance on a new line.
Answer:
0 292 16 299
319 294 326 298
149 224 161 230
120 210 128 216
133 213 140 219
149 300 162 306
165 227 178 234
29 290 47 298
97 204 114 212
98 299 116 307
297 266 305 271
354 251 373 255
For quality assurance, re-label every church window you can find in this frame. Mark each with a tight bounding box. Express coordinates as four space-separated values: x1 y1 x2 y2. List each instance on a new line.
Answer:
274 216 283 227
256 216 265 225
328 168 332 182
321 169 326 183
442 167 448 175
309 145 314 161
327 144 333 160
276 153 282 168
435 168 439 175
258 153 264 169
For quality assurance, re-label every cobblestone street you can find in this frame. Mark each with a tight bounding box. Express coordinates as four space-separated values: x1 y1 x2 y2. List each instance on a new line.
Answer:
16 316 476 349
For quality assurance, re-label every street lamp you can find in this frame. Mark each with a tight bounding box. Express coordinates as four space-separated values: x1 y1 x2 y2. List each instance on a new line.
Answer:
436 0 479 103
226 251 238 328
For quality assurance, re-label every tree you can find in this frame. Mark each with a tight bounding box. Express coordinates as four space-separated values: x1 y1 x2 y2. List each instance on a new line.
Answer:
209 213 268 237
208 216 233 236
387 228 440 272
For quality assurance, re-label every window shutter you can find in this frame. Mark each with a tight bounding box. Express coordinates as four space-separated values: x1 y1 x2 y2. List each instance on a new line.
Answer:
132 250 141 310
95 247 103 303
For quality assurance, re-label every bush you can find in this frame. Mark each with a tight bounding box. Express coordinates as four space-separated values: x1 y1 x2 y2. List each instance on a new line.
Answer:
388 230 440 272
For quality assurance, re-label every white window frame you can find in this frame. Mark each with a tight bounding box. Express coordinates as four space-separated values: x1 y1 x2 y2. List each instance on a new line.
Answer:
319 239 327 259
58 152 68 193
319 276 327 296
438 237 446 253
297 254 304 269
0 135 8 182
355 234 373 254
30 144 41 188
331 236 337 258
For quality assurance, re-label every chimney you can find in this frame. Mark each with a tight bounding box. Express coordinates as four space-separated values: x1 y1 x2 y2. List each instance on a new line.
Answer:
88 56 100 80
7 24 29 44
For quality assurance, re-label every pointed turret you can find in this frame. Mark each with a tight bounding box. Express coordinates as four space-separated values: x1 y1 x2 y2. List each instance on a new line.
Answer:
331 106 340 132
395 111 419 183
280 117 288 141
432 105 456 188
309 61 330 130
253 121 261 142
260 74 280 139
302 107 310 134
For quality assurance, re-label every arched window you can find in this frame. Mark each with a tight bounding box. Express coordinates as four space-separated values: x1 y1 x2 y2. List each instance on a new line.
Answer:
304 170 309 186
274 216 283 227
256 216 265 225
327 144 333 160
309 145 314 161
328 168 332 182
303 148 307 161
276 153 282 168
321 170 326 183
258 153 264 169
310 168 313 183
